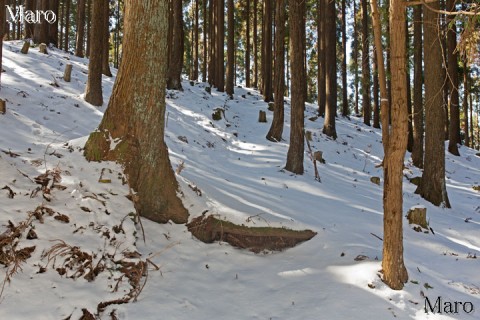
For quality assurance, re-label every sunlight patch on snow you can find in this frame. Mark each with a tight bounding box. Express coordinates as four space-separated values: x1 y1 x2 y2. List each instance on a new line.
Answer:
327 262 381 288
278 267 321 278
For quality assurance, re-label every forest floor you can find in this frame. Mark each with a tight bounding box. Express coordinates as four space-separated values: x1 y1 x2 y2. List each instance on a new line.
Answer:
0 41 479 319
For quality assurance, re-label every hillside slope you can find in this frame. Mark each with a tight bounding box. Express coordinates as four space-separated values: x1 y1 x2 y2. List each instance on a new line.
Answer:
0 41 479 319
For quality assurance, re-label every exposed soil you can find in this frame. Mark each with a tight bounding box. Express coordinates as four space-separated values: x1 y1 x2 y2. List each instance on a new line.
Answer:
187 215 317 253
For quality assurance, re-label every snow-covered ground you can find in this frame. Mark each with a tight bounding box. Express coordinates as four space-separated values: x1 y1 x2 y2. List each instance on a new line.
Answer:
0 41 479 319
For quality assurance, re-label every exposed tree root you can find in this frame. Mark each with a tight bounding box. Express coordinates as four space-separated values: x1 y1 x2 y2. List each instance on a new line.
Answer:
187 215 317 253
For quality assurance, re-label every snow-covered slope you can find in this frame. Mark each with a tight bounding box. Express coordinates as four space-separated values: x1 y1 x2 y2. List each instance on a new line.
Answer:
0 41 479 319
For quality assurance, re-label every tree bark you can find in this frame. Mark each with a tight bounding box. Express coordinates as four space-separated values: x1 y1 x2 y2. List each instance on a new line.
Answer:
102 0 112 77
353 0 360 115
253 0 258 88
361 0 371 126
371 0 408 291
75 0 86 57
225 0 235 95
84 0 188 224
262 0 273 102
84 0 104 106
33 0 49 44
64 0 71 52
446 0 460 155
48 0 59 47
412 5 423 168
266 0 285 142
317 0 326 117
322 0 337 139
285 0 305 175
0 0 4 89
25 0 35 39
167 0 184 90
341 0 349 117
463 60 470 147
415 0 451 208
202 0 207 82
245 0 251 87
193 0 199 81
215 0 225 91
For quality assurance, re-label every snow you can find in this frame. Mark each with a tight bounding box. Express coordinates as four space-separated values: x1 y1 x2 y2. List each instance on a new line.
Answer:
1 41 479 319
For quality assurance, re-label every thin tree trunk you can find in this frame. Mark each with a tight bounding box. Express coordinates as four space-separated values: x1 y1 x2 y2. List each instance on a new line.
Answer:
167 0 184 90
84 0 188 224
353 0 359 115
202 0 207 82
33 0 49 44
84 0 104 106
193 0 199 80
102 0 112 77
266 0 285 142
226 0 234 95
415 0 451 208
412 5 423 168
49 0 59 46
446 0 460 155
373 44 380 128
361 0 371 126
341 0 348 117
253 0 258 89
64 0 71 52
25 0 35 39
208 0 215 85
371 0 408 291
464 61 470 147
215 0 225 91
245 0 251 87
86 0 92 57
285 0 305 174
317 0 326 117
262 0 273 101
322 0 337 139
75 0 86 57
406 17 413 153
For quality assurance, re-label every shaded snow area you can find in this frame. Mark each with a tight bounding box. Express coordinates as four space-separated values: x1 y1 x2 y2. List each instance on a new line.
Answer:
0 41 479 319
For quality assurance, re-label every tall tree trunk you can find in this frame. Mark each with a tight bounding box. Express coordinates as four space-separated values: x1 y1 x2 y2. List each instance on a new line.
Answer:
75 0 86 57
208 0 215 85
245 0 251 87
84 0 104 106
102 0 112 77
25 0 35 39
86 0 92 57
463 61 470 148
33 0 49 44
202 0 208 82
262 0 273 102
192 0 199 80
446 0 460 155
371 0 408 291
372 43 380 129
64 0 71 52
361 0 371 126
341 0 349 117
48 0 59 46
406 17 413 153
285 0 305 175
225 0 234 95
253 0 258 88
317 0 326 117
0 0 4 88
266 0 285 142
353 0 359 115
215 0 225 91
322 0 337 139
415 0 451 208
412 5 423 168
84 0 188 224
167 0 184 90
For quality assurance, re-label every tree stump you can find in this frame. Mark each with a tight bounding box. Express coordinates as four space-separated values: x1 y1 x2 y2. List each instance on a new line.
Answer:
63 64 73 82
39 43 48 54
212 108 223 121
0 99 6 115
314 151 325 164
306 130 313 141
20 41 30 54
258 110 267 123
407 206 427 229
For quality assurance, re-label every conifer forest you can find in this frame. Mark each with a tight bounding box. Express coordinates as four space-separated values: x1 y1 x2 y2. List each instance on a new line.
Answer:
0 1 479 319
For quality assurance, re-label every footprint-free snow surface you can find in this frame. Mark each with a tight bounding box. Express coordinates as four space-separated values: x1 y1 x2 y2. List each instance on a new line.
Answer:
0 41 479 319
